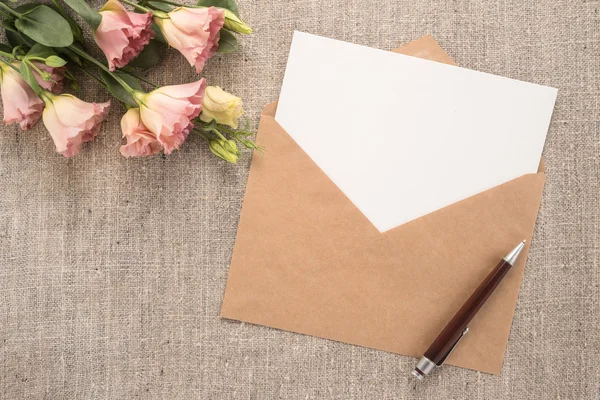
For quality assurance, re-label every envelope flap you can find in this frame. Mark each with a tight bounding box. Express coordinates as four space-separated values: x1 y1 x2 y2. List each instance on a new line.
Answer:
393 35 457 65
224 115 382 292
262 101 278 117
380 171 545 373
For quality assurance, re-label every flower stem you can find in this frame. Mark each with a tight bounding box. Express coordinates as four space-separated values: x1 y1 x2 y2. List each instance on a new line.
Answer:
0 59 20 73
213 124 236 135
69 45 135 93
192 129 211 141
0 50 14 59
143 0 183 7
122 68 158 88
68 46 107 71
40 90 56 105
74 64 106 88
25 60 49 78
51 0 73 20
0 2 22 19
120 0 152 13
135 74 158 88
211 127 228 141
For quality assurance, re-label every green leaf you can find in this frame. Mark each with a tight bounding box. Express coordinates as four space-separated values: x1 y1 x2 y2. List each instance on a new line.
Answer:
5 31 32 48
61 0 102 29
14 5 74 47
150 21 167 44
26 43 55 59
51 0 84 42
45 55 67 67
0 43 13 54
4 20 34 48
70 79 79 92
19 61 42 96
197 0 239 16
128 40 163 69
217 29 237 53
55 47 82 66
120 73 143 92
14 3 39 14
99 70 143 107
64 69 79 92
147 1 174 12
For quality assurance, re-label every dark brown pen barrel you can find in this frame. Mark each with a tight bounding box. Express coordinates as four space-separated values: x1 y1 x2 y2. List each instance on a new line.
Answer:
423 259 513 365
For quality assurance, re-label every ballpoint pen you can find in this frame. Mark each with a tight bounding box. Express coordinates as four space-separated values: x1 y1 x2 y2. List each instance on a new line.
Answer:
412 240 526 380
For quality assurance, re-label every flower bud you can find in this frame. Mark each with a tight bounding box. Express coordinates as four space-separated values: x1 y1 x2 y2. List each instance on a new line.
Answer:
18 60 66 94
200 86 244 129
40 71 53 81
223 9 252 34
222 139 239 154
209 139 239 163
44 55 67 68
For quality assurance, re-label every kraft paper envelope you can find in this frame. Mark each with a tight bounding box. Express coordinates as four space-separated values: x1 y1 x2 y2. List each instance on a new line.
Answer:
221 35 546 375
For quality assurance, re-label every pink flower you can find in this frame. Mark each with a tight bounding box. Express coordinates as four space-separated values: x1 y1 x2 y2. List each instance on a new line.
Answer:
155 7 224 73
94 0 154 71
134 79 206 154
119 108 162 157
42 93 110 158
0 63 44 130
30 61 66 94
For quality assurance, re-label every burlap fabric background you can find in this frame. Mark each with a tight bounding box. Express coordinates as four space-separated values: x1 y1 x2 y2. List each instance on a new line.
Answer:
1 0 599 398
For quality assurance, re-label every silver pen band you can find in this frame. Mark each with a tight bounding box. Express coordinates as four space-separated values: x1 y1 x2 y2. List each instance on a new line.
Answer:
412 357 437 380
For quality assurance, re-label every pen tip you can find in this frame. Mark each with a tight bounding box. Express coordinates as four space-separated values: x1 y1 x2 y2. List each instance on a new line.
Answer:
504 241 527 265
522 240 526 244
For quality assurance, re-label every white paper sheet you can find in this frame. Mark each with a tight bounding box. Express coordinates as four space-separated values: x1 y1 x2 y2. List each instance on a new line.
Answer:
275 32 557 233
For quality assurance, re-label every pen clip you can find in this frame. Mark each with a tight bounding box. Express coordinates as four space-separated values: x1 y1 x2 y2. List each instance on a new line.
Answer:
438 327 469 366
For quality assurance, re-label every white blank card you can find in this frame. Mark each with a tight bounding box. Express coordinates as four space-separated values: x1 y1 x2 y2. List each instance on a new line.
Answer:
275 32 557 232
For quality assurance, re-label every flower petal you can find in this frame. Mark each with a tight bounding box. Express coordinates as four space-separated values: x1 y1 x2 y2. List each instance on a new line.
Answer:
95 0 154 71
